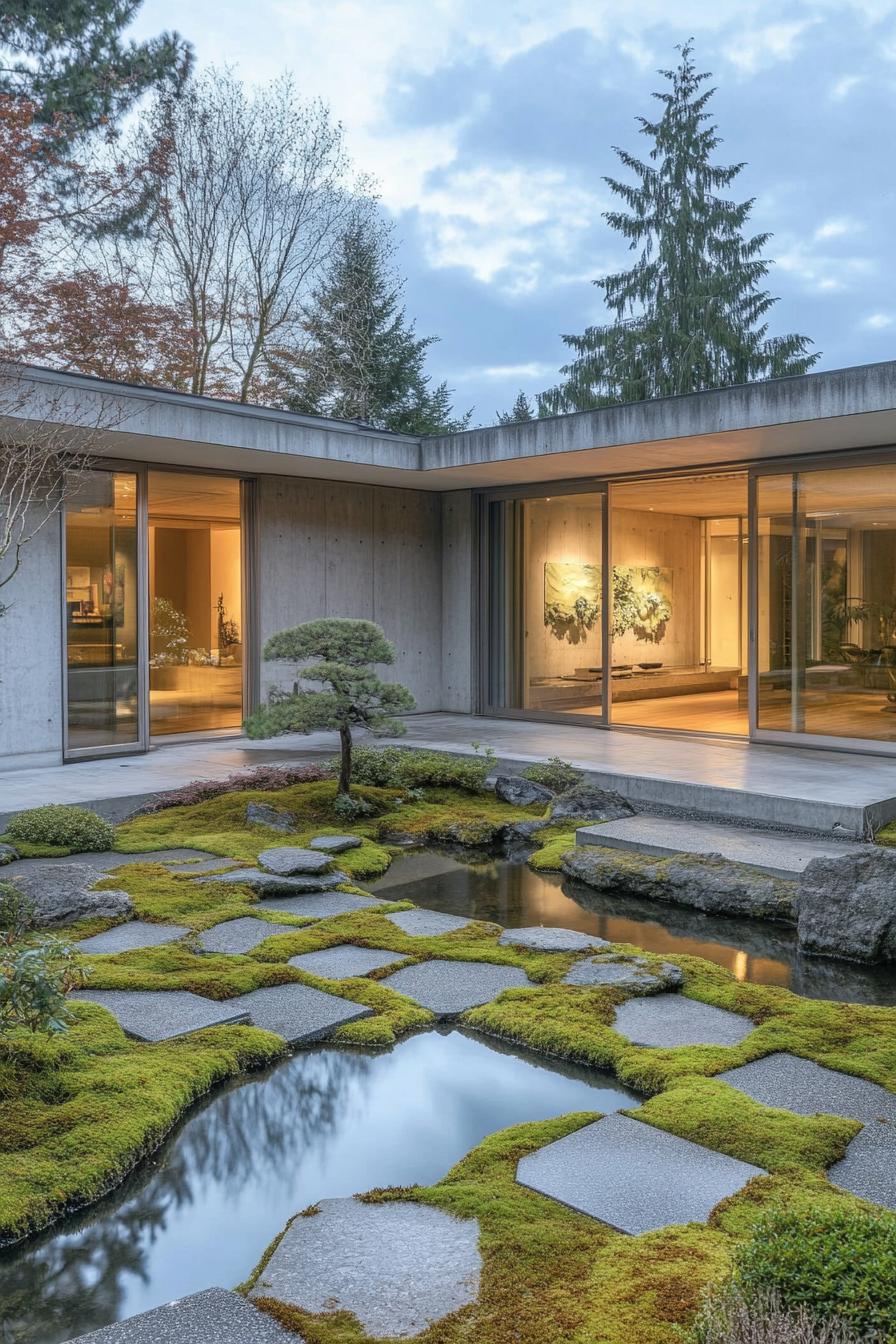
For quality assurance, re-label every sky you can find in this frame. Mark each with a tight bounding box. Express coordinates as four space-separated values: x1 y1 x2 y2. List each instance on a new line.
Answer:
131 0 896 426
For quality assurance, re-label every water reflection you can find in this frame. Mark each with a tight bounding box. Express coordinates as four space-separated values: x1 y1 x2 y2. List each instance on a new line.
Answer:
372 853 896 1006
0 1032 634 1344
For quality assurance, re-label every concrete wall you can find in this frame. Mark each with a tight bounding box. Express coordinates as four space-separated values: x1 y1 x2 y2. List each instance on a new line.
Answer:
256 476 445 712
440 491 476 712
0 511 63 767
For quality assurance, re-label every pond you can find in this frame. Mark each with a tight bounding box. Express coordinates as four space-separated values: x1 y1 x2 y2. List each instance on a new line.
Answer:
0 1030 637 1344
371 851 896 1007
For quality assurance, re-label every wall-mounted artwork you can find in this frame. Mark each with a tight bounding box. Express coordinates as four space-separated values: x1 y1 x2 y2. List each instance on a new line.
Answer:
544 561 600 643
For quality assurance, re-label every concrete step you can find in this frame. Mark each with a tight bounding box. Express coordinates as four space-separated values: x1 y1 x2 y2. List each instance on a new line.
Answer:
574 815 862 878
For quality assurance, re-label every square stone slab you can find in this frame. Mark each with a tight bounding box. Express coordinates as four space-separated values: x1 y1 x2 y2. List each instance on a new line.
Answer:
197 868 348 894
309 834 362 853
76 920 190 955
613 993 754 1047
289 944 408 978
386 908 473 937
196 917 299 955
228 982 372 1044
719 1052 896 1210
250 1197 481 1337
516 1113 765 1234
258 846 333 876
71 989 250 1042
381 959 531 1017
498 926 611 954
256 892 386 919
67 1287 295 1343
566 957 683 993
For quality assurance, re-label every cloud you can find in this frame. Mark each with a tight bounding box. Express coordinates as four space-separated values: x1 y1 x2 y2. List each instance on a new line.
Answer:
830 73 865 98
862 312 894 329
475 361 556 379
814 216 863 240
723 20 815 74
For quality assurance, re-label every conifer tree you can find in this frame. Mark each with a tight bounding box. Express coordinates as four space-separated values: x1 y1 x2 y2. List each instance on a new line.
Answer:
497 391 535 424
539 42 817 414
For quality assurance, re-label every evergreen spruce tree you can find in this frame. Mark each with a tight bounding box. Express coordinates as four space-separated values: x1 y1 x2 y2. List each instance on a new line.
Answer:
497 390 535 424
539 42 817 414
0 1 191 147
288 218 470 435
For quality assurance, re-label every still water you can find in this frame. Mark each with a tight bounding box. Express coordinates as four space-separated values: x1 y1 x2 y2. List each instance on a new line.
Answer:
0 1030 636 1344
372 851 896 1006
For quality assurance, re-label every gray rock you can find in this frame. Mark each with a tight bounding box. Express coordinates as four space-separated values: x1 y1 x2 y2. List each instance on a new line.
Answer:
498 926 611 954
382 959 531 1017
308 834 362 853
562 845 796 923
8 863 132 927
76 920 190 954
797 848 896 962
246 802 295 832
257 846 333 876
613 992 754 1047
0 842 18 865
504 819 552 843
289 944 408 978
494 774 554 807
550 783 634 821
197 917 299 954
386 908 474 937
198 868 348 895
257 892 386 919
516 1113 765 1234
250 1197 481 1337
65 1287 295 1343
71 989 250 1042
226 982 372 1044
565 956 684 994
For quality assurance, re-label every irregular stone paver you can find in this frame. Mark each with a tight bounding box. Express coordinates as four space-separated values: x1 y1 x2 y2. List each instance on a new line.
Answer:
258 846 333 876
196 916 299 955
309 834 362 853
250 1197 481 1337
613 993 754 1047
76 920 190 955
227 982 372 1044
71 989 249 1042
289 944 408 978
719 1052 896 1210
516 1113 765 1234
198 868 348 894
382 959 530 1017
10 863 131 927
386 908 473 937
257 892 386 919
566 956 684 993
498 926 611 953
67 1287 297 1343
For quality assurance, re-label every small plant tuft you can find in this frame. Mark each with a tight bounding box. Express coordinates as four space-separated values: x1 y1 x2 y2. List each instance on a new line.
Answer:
332 793 375 820
7 805 114 853
0 882 37 942
693 1283 870 1344
521 756 584 794
0 937 86 1036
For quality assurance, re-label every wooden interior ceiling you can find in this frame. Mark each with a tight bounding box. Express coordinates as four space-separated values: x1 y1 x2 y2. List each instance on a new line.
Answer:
610 472 749 517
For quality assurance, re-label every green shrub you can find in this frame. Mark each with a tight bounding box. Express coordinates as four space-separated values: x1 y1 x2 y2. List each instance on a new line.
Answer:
0 937 86 1036
729 1209 896 1340
338 745 493 793
7 805 114 853
347 745 408 787
0 882 36 942
332 792 375 820
521 756 583 794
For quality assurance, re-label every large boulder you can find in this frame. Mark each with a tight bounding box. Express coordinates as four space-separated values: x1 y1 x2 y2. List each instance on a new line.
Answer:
8 863 132 927
246 802 295 832
562 845 796 923
550 784 634 822
797 848 896 962
494 775 554 808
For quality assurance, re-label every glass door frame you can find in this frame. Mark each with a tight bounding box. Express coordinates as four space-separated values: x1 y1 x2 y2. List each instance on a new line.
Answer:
62 459 257 762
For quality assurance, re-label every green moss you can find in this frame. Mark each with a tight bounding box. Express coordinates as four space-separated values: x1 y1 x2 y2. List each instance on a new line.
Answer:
527 830 577 871
0 835 73 858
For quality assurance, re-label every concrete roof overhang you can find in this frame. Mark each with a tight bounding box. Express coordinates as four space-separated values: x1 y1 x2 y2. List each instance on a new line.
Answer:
3 359 896 491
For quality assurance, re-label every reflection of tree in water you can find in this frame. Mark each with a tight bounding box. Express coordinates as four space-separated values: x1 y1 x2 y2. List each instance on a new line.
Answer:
0 1048 374 1344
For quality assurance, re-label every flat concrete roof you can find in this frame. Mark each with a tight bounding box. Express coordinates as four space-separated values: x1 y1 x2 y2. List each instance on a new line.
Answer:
3 359 896 490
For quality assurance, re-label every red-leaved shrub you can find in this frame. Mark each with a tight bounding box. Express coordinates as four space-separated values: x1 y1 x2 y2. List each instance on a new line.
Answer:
135 762 334 814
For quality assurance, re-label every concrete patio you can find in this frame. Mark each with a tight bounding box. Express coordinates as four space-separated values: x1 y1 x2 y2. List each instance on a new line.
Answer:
1 713 896 836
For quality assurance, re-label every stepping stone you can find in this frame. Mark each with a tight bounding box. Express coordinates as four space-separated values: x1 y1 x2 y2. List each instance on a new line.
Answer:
382 959 531 1018
71 989 250 1042
516 1113 765 1234
386 908 473 937
257 892 386 919
613 993 754 1047
498 926 611 954
198 868 348 894
66 1287 295 1343
250 1196 481 1337
575 815 857 879
719 1052 896 1210
76 920 190 955
197 917 299 955
258 846 333 876
308 834 362 853
228 982 372 1044
289 944 408 978
161 855 242 874
566 956 683 993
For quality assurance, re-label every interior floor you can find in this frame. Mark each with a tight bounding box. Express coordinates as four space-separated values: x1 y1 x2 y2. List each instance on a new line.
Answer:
612 689 748 735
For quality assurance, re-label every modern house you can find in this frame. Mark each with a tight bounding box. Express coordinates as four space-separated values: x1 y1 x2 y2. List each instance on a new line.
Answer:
4 358 896 771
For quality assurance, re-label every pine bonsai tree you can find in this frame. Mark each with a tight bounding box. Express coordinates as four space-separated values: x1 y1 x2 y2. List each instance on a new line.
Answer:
497 391 536 424
244 619 415 796
539 41 817 413
287 217 470 434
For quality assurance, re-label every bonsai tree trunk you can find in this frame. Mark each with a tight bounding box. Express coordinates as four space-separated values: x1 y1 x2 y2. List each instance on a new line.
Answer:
338 722 353 795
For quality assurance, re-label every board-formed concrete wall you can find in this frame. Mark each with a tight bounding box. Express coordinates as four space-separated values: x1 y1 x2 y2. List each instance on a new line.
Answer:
256 476 446 712
440 490 476 713
0 511 63 767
